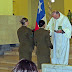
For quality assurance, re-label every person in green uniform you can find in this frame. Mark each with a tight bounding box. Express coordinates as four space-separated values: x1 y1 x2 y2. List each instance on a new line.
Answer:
34 20 53 71
67 10 71 23
17 18 33 60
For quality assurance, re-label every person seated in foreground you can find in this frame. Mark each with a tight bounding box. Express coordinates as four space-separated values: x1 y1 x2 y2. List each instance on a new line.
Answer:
12 59 38 72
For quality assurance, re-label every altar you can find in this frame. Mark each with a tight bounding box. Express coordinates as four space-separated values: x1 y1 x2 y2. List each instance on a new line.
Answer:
42 64 72 72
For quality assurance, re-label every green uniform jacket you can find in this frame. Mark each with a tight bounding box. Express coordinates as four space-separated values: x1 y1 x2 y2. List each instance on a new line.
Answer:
34 28 53 69
17 26 33 60
34 28 52 56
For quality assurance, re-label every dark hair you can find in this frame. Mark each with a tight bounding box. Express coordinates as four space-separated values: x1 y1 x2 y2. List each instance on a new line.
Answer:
12 59 38 72
39 20 45 27
68 10 70 12
20 18 28 25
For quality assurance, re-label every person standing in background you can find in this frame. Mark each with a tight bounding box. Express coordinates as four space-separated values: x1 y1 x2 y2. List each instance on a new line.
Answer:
46 11 71 65
67 10 71 23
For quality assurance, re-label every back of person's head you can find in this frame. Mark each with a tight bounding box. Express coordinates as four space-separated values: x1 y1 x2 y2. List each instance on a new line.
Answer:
39 20 45 27
12 59 38 72
20 18 28 25
68 10 71 12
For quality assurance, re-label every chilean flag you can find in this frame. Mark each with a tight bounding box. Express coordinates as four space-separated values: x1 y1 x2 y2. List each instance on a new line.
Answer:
35 0 47 31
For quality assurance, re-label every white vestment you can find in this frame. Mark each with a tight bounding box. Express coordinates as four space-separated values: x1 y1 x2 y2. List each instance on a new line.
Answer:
71 25 72 36
46 12 71 65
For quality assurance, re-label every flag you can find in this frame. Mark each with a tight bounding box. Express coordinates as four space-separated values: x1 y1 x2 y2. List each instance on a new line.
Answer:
35 0 47 31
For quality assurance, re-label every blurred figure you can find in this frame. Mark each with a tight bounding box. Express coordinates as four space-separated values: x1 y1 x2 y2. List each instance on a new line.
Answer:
34 20 53 70
17 18 33 60
12 59 38 72
67 10 71 23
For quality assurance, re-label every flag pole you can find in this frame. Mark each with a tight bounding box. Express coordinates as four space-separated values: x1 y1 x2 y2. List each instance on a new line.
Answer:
48 0 52 21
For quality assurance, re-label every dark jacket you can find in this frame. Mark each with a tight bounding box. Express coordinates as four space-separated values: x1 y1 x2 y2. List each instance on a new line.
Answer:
17 26 33 60
34 28 53 56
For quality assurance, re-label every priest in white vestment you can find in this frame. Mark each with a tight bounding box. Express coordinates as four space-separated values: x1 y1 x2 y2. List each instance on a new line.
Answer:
46 11 71 65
